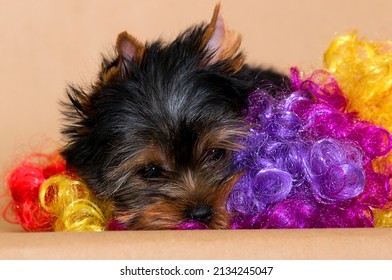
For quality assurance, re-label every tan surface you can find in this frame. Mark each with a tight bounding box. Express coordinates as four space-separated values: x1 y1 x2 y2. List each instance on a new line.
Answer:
0 0 391 259
1 228 391 260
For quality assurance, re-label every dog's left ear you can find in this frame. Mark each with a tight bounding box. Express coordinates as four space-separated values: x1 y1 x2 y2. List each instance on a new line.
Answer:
202 3 243 71
102 31 145 83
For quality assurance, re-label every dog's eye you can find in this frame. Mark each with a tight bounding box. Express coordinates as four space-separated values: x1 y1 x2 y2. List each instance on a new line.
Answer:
138 165 162 180
208 148 226 162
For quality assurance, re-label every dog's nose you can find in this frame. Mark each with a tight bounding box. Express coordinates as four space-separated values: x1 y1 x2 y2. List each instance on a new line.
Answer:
186 205 213 222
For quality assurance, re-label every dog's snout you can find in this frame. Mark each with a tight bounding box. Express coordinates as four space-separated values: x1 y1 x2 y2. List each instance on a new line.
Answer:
186 205 213 222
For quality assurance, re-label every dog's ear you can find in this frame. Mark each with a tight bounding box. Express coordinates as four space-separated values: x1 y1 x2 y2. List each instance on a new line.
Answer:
202 3 243 71
102 31 145 83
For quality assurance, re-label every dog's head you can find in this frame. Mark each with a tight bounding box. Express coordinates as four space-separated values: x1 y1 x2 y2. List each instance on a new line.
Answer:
61 4 273 229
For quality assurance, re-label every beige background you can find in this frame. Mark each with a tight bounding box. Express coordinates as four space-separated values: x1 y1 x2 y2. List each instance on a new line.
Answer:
0 0 391 233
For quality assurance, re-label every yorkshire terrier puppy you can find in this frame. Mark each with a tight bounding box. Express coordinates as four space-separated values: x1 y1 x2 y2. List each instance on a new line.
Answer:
61 4 287 229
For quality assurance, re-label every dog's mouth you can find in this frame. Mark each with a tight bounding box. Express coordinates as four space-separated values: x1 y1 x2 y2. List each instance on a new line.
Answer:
108 211 230 230
174 221 209 230
108 220 210 230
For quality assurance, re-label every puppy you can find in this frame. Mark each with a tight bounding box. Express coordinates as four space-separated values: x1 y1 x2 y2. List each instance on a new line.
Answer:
61 4 287 229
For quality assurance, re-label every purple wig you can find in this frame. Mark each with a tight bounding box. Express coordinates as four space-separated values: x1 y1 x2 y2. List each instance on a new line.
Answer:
228 68 392 229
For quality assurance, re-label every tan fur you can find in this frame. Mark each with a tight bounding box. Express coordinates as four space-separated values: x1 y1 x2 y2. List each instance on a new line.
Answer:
115 170 243 229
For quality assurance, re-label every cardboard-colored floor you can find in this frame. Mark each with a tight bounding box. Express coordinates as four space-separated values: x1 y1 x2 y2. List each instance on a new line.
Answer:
1 0 391 259
0 228 391 260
